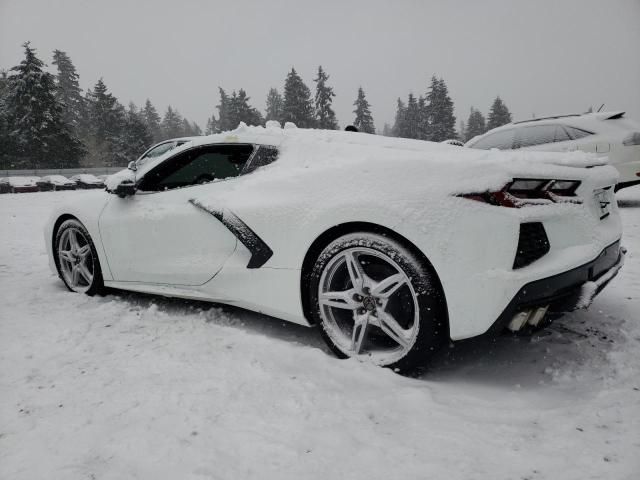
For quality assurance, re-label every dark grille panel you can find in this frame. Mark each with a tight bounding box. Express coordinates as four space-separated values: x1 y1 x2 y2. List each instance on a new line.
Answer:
513 222 550 269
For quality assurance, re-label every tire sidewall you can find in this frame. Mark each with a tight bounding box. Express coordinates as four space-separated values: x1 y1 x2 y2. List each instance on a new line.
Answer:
308 232 447 373
54 219 104 296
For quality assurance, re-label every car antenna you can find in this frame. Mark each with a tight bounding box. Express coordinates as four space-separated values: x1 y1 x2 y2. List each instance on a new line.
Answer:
597 103 605 112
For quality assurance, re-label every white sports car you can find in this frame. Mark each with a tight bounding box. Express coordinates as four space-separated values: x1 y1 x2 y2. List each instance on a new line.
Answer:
45 123 625 372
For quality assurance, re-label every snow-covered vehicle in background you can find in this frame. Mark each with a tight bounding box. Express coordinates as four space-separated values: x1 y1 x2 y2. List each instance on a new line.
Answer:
465 111 640 190
45 124 625 372
70 174 105 189
0 176 40 193
37 175 76 191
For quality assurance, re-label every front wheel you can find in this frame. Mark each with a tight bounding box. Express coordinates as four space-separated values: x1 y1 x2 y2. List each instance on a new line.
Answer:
309 232 447 373
54 219 104 295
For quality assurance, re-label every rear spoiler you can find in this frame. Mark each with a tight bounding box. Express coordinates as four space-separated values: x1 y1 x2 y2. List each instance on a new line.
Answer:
593 111 625 121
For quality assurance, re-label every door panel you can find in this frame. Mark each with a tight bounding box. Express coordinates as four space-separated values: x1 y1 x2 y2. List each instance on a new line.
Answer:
99 186 237 285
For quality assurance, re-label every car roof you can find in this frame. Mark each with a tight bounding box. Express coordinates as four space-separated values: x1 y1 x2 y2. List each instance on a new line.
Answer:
488 111 626 132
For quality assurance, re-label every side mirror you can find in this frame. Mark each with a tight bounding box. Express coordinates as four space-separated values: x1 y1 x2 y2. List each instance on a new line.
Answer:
113 179 136 198
127 160 138 171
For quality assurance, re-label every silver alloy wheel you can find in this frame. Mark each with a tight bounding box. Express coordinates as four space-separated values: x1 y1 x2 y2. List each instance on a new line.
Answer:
318 247 420 365
57 227 94 293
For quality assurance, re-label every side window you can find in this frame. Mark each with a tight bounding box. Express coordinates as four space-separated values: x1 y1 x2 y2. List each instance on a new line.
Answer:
515 125 573 148
470 129 515 150
138 144 254 192
564 126 593 140
142 142 175 160
243 145 278 174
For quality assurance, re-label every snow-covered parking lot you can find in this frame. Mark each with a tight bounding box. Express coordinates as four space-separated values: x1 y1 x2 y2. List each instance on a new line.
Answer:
1 189 639 479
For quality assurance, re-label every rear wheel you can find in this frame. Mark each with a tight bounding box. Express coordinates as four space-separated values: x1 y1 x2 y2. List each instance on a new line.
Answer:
309 232 447 373
54 219 104 295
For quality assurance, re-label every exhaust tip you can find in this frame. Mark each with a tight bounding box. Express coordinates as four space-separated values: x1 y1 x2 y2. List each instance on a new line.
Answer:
507 306 549 332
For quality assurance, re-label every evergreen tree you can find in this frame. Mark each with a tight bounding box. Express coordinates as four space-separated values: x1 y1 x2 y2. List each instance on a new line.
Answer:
392 98 406 137
313 66 339 130
458 120 466 141
205 114 218 134
487 96 512 130
265 87 284 124
121 102 152 161
4 43 83 168
352 87 375 134
191 121 202 136
52 49 84 132
381 123 392 136
424 76 456 141
85 78 126 166
161 106 184 139
216 88 232 131
417 95 429 140
141 99 162 142
229 89 263 127
282 68 315 128
465 107 487 142
403 93 420 139
0 70 12 168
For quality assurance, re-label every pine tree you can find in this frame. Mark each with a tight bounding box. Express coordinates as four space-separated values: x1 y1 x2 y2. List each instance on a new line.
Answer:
229 89 263 127
458 120 466 141
85 78 126 166
161 106 184 139
216 88 232 131
121 102 152 161
465 107 487 142
141 99 162 142
424 76 456 141
313 66 339 130
191 121 202 136
487 96 512 130
4 43 84 168
392 98 406 137
52 49 85 133
205 115 218 134
265 88 284 124
404 93 420 139
352 87 375 134
282 68 315 128
0 70 12 168
381 123 392 136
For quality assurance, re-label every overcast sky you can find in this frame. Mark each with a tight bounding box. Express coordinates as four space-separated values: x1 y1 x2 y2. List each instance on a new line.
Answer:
1 0 639 131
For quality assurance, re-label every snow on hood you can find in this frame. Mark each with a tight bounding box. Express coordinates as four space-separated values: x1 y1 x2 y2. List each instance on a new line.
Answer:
73 174 103 183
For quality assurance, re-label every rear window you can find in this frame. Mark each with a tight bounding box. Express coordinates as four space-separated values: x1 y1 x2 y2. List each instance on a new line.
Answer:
515 125 571 148
470 129 516 150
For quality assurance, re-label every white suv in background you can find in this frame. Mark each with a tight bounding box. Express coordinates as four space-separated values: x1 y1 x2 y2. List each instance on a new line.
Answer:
465 111 640 190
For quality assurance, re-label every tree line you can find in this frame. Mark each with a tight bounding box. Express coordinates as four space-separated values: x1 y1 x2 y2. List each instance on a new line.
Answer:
0 42 514 169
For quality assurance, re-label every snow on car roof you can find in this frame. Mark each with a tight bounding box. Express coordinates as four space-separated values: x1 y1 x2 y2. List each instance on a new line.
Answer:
108 122 614 196
72 174 102 182
4 176 39 186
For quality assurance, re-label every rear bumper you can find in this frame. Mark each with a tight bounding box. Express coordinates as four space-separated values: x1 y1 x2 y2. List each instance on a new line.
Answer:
489 240 625 333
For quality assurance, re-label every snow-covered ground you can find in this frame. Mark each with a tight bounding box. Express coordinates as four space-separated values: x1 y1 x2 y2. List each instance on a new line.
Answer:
1 189 639 479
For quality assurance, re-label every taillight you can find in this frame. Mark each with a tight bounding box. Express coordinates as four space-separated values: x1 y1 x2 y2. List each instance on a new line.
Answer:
622 132 640 146
459 179 582 207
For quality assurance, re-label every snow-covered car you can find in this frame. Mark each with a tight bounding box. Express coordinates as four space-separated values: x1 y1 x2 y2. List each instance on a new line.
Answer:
37 175 77 191
134 137 197 168
0 176 40 193
70 174 105 189
465 111 640 190
45 124 625 372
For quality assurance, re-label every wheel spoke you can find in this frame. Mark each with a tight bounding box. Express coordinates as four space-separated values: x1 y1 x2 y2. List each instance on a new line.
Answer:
59 250 75 263
78 263 93 284
344 250 366 291
377 311 410 348
320 290 359 310
77 245 91 258
351 313 370 354
371 273 406 299
68 230 80 251
70 265 80 286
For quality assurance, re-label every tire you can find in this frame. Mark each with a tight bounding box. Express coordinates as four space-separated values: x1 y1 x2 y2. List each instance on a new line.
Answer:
309 232 447 373
54 219 104 296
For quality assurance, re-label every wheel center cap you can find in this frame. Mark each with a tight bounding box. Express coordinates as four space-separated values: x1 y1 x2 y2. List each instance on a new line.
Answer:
362 296 377 312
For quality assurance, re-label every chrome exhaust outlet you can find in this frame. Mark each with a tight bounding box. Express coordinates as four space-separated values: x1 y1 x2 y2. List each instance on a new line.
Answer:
507 305 549 332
